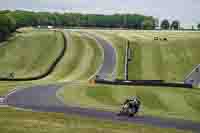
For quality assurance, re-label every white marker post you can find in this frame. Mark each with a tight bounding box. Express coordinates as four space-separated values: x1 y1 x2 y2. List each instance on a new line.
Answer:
125 40 130 80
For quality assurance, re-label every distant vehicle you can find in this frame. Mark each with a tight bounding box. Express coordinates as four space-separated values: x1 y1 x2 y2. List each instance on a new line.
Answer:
117 96 141 117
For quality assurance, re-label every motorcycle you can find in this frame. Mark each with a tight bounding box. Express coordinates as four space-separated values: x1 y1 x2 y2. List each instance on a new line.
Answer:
117 103 137 117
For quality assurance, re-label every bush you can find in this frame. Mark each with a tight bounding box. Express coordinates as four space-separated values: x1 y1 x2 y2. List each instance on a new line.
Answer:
171 20 180 30
0 14 16 41
161 19 170 30
198 24 200 30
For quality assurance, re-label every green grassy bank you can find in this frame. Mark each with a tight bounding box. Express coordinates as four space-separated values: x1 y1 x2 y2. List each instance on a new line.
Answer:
59 83 200 122
0 108 188 133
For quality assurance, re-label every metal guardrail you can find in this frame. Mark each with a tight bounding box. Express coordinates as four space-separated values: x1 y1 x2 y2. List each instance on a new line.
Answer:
95 79 193 88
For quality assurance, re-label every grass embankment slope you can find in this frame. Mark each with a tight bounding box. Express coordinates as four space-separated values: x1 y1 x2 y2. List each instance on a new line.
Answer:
86 30 200 81
0 28 64 95
0 108 188 133
116 30 200 81
0 29 64 79
60 83 200 122
46 31 103 81
0 30 103 95
60 30 200 122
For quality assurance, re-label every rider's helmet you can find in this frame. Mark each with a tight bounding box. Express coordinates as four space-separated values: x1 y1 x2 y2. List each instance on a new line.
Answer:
128 96 140 106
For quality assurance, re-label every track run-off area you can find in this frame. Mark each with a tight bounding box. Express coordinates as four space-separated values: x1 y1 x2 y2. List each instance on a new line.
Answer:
1 29 200 132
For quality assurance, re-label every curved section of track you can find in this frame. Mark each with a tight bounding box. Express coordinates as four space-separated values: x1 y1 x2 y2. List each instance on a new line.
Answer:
81 32 116 80
6 84 200 132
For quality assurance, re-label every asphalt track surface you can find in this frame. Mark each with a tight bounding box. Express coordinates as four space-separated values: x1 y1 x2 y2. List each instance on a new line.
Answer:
6 84 200 132
5 32 200 132
80 32 116 79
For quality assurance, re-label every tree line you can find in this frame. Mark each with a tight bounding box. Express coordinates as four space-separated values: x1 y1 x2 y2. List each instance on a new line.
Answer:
0 10 199 41
160 19 180 30
160 19 200 30
198 24 200 30
0 11 16 41
0 10 157 28
0 10 157 40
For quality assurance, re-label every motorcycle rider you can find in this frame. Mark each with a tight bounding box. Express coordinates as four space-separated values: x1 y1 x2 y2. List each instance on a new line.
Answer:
123 96 141 114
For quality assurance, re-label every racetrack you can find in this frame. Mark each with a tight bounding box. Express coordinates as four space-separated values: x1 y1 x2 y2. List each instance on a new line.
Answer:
4 31 200 132
6 84 200 132
79 32 116 80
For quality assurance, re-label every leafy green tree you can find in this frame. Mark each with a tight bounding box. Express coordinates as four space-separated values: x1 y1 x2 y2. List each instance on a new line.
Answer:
7 15 16 32
0 14 16 40
53 13 64 26
0 10 10 14
161 19 170 30
0 9 158 30
0 14 10 35
63 13 81 27
171 20 180 30
142 19 154 30
197 24 200 30
37 13 49 26
8 10 37 28
192 26 194 30
127 14 144 29
153 18 159 28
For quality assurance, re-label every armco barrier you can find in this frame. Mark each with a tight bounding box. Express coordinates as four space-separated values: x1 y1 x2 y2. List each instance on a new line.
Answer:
115 79 164 84
95 79 193 88
0 30 67 81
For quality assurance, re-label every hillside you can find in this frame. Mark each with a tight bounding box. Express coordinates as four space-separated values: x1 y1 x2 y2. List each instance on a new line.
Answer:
0 29 64 79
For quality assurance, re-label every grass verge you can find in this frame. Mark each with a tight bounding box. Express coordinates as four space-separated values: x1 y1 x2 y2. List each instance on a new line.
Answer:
0 107 188 133
59 83 200 122
82 30 200 81
116 30 200 81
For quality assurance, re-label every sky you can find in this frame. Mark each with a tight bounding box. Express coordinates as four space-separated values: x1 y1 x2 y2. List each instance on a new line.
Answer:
1 0 200 28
